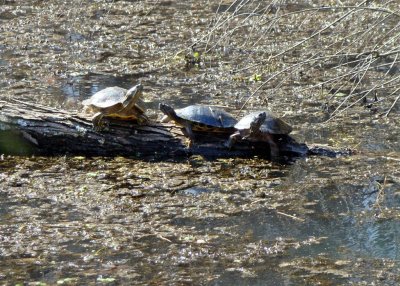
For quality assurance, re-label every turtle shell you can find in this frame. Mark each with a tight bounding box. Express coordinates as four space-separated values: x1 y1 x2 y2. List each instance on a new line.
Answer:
82 86 128 109
176 105 237 130
235 111 292 134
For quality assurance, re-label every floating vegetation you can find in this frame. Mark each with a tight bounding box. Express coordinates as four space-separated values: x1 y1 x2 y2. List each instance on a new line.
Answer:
0 0 399 285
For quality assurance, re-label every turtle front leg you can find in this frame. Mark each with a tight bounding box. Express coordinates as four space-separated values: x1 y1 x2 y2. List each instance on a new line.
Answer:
183 123 195 148
92 112 107 131
264 133 279 158
225 132 241 149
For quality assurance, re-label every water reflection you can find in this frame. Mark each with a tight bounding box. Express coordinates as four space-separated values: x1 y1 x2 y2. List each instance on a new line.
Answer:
66 32 86 42
56 71 228 112
180 186 215 196
59 73 142 100
362 221 400 259
0 131 36 155
1 0 399 283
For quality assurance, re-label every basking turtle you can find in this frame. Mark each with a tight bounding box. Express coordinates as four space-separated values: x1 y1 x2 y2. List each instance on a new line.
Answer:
159 104 237 145
82 83 147 129
226 111 292 157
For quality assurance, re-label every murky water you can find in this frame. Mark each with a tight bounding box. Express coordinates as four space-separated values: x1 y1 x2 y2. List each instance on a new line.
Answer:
1 0 400 285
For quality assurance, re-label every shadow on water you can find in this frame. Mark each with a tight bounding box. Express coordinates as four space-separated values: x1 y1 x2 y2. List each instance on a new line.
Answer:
0 131 36 155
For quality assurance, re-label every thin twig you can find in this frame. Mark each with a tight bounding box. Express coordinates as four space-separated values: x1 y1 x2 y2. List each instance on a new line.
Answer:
276 211 305 222
384 94 400 117
326 55 375 120
234 2 368 73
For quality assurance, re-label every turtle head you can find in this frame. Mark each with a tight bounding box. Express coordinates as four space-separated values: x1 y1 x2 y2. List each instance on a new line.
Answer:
120 83 144 109
126 83 143 100
159 103 177 123
250 112 267 132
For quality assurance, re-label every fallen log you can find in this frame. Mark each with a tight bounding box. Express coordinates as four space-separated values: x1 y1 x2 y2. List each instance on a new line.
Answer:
0 99 349 160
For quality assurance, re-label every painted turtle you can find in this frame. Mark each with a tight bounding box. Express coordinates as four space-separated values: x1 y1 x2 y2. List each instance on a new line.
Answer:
226 111 292 157
82 83 147 129
159 103 237 145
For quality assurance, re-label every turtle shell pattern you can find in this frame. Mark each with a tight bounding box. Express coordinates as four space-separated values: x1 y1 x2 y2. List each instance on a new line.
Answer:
82 87 128 110
175 105 237 131
235 111 292 134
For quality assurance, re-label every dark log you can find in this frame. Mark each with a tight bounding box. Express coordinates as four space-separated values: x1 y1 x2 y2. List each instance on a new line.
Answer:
0 99 349 160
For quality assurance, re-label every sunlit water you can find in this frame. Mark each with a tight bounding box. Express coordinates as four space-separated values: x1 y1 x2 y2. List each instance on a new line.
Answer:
0 0 399 285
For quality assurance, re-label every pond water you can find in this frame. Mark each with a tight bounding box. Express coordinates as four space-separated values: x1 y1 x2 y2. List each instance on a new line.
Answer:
0 0 399 285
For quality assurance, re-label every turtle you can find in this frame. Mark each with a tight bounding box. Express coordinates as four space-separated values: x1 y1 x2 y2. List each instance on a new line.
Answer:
225 110 292 157
159 103 238 145
82 83 148 129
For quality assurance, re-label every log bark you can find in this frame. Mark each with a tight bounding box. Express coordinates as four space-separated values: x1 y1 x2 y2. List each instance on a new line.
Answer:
0 99 344 160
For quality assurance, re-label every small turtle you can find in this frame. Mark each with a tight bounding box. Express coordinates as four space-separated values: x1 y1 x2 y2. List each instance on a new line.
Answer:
82 83 147 129
159 104 237 145
226 111 292 157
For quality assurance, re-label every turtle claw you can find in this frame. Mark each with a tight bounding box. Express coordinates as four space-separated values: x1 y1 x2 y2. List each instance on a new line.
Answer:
224 140 233 149
93 121 108 132
92 114 110 131
183 138 194 149
136 114 149 125
225 133 241 149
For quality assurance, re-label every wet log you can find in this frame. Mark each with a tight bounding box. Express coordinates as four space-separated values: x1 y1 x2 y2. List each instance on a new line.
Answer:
0 99 346 160
0 99 185 158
